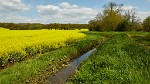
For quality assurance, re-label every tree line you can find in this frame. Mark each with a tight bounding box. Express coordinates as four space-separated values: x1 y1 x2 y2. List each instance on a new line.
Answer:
0 23 88 30
89 2 150 32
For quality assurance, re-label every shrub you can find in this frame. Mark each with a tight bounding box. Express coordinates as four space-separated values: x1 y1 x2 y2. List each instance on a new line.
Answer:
143 16 150 32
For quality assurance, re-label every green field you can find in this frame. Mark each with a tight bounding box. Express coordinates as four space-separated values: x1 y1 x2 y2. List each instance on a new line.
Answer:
127 32 150 48
0 30 150 84
68 32 150 84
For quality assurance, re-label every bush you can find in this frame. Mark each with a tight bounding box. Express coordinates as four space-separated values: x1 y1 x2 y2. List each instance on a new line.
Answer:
116 20 130 31
143 16 150 32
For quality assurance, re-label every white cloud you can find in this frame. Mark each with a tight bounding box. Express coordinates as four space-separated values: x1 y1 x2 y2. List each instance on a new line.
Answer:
59 2 71 8
1 1 150 24
58 2 79 9
121 5 136 10
37 5 60 15
0 0 41 24
36 2 98 23
0 0 30 13
0 1 98 24
1 14 45 23
138 11 150 21
121 5 150 21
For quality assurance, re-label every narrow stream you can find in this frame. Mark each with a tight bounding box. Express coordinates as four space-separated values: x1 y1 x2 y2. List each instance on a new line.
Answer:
48 48 96 84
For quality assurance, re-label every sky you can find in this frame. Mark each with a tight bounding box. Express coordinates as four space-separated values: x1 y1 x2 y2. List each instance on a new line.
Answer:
0 0 150 24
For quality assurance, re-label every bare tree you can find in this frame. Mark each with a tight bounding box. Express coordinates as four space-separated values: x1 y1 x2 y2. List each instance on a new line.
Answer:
124 8 139 23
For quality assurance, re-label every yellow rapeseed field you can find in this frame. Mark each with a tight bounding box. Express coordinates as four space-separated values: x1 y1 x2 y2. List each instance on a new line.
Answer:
0 29 86 66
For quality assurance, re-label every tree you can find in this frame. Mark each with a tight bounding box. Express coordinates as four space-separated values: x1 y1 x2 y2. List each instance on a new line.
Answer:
116 7 142 31
101 2 124 31
88 2 124 31
89 2 144 32
143 16 150 32
88 13 103 31
116 20 130 31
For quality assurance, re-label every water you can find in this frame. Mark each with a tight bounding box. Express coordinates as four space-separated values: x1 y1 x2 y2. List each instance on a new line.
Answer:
48 48 96 84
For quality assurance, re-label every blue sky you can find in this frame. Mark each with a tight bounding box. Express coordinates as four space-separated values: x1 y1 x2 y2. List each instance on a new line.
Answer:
0 0 150 24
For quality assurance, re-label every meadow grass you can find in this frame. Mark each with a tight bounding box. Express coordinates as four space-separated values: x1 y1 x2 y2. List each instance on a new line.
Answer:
127 32 150 47
68 33 150 84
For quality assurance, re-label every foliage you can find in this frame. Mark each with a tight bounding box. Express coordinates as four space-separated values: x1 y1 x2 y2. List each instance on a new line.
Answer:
117 21 143 31
89 2 142 32
143 16 150 32
88 13 103 31
116 20 130 31
88 2 124 31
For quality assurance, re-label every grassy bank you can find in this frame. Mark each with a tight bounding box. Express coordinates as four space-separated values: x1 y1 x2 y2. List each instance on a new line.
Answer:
0 32 104 84
68 33 150 84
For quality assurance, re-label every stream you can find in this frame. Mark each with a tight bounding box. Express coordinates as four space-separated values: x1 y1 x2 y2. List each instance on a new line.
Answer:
48 48 96 84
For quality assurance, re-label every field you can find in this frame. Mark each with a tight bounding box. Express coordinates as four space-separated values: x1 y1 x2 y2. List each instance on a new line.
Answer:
0 29 150 84
0 29 86 67
68 32 150 84
0 29 105 83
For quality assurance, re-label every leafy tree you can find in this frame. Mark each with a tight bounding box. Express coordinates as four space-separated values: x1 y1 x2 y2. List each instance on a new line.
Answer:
122 8 142 31
88 13 103 31
89 2 144 32
89 2 124 31
102 2 124 31
116 20 130 31
143 16 150 32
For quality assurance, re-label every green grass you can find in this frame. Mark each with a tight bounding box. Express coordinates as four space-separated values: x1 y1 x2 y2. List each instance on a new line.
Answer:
126 31 149 36
0 32 104 84
133 35 150 47
68 33 150 84
0 47 76 84
1 31 149 84
127 32 150 47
